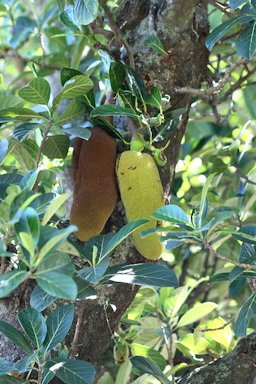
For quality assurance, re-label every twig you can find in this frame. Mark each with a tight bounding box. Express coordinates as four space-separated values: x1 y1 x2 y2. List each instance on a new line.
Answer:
99 0 135 70
220 66 256 102
174 59 246 98
208 0 233 17
207 243 256 271
199 318 233 333
234 165 256 187
70 301 87 359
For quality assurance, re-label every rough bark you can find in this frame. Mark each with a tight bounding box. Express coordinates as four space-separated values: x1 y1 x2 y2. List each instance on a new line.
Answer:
177 333 256 384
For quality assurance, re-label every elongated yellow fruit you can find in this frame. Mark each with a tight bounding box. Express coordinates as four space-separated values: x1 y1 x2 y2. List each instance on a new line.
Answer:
116 151 164 260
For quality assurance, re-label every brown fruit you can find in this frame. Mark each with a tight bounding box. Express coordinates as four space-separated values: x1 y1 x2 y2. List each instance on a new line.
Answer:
70 127 118 241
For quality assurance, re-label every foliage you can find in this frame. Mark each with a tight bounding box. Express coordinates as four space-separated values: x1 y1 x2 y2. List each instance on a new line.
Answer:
1 0 256 383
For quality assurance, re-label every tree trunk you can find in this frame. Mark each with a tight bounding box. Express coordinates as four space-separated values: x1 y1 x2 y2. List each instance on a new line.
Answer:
177 332 256 384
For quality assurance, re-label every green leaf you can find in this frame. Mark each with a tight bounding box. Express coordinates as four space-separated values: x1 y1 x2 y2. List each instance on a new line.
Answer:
57 100 85 124
90 104 139 119
63 125 91 140
102 263 178 287
78 259 109 284
205 16 249 51
30 285 56 312
151 205 190 225
18 78 51 105
230 0 246 10
60 6 81 33
37 226 76 262
233 293 256 336
15 207 40 247
0 320 32 354
177 302 218 328
36 271 77 300
50 359 95 384
0 271 29 298
30 193 55 215
131 343 166 371
0 139 8 163
199 174 215 227
42 135 70 159
74 0 99 26
101 219 149 260
62 75 93 99
145 86 162 109
20 169 39 190
109 61 126 92
237 21 256 59
42 193 71 225
0 360 16 377
18 307 47 348
0 376 26 383
13 122 39 141
0 107 45 121
145 35 168 55
60 67 82 86
43 305 74 351
38 253 74 275
130 356 171 384
9 16 35 49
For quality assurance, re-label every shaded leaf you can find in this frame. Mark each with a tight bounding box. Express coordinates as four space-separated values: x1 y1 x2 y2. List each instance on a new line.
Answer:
36 271 77 300
42 135 70 159
102 263 178 287
30 285 56 312
0 320 32 354
233 293 256 336
130 356 171 384
18 308 47 348
0 271 29 298
44 305 74 351
50 359 95 384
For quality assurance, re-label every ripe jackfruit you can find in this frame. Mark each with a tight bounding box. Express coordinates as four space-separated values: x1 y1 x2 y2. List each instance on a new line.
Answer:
70 127 118 241
116 151 164 260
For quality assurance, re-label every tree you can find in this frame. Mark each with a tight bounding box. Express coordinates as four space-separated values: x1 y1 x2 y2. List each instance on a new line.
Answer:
1 0 256 383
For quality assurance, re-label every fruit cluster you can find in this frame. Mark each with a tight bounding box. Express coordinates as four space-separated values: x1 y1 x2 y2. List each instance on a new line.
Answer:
70 128 164 259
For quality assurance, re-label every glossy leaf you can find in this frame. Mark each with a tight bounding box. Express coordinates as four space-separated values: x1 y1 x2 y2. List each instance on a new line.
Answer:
36 271 77 300
233 293 256 336
236 21 256 59
0 107 45 121
0 271 29 298
30 285 56 312
18 307 47 348
102 263 178 287
57 100 84 124
74 0 99 25
0 320 32 354
44 305 74 351
42 135 70 159
206 16 249 51
90 104 139 119
42 193 71 225
62 75 93 99
0 139 8 163
151 205 190 225
177 302 218 328
50 359 95 384
18 78 51 105
13 121 39 141
130 356 171 384
109 61 126 92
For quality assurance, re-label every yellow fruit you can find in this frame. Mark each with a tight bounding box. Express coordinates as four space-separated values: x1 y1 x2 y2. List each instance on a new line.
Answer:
116 151 164 260
70 127 118 241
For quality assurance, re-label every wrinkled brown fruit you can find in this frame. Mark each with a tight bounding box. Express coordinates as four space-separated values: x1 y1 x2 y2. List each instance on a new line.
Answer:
70 127 118 241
